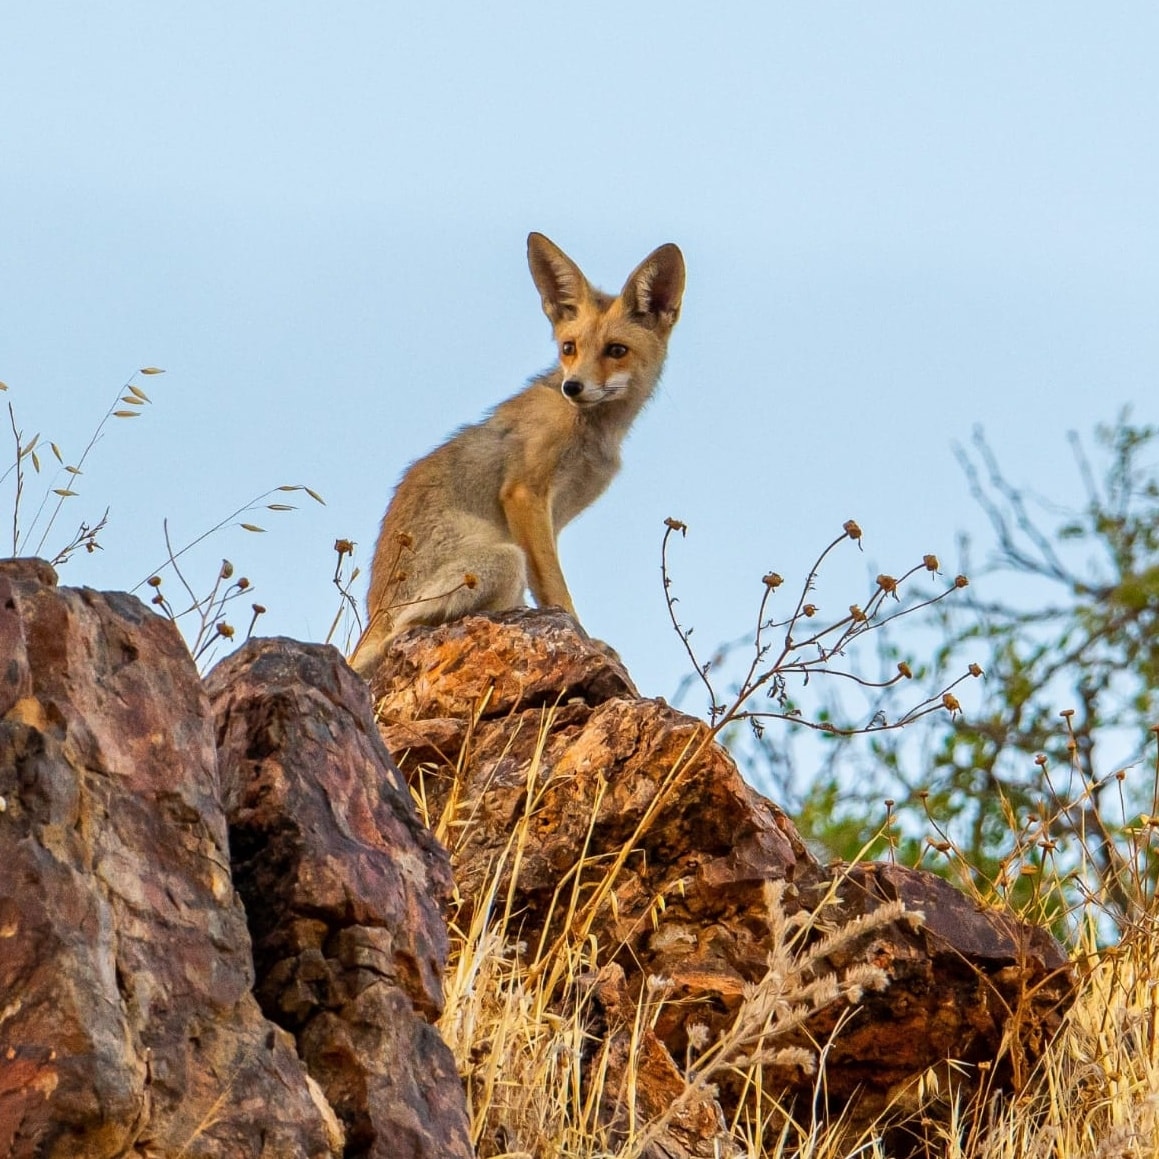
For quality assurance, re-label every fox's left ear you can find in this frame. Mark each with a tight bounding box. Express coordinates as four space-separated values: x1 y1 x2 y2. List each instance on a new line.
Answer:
622 244 685 331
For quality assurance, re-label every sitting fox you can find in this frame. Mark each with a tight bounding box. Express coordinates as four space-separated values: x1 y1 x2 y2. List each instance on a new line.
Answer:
349 232 685 677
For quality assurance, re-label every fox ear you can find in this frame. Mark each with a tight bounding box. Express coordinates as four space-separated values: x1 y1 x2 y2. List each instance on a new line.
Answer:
527 233 590 323
621 243 685 331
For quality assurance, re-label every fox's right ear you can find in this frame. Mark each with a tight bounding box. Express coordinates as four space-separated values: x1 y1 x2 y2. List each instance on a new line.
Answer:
527 233 590 324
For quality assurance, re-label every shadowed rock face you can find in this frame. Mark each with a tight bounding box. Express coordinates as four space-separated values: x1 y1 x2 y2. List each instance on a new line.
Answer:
372 609 1073 1150
0 562 471 1159
0 559 342 1158
207 639 473 1159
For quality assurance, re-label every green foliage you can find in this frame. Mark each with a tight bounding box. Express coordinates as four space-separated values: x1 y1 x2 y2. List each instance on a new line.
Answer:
792 413 1159 932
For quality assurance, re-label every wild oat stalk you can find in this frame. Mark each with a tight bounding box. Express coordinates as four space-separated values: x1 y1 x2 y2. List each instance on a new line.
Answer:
2 368 163 564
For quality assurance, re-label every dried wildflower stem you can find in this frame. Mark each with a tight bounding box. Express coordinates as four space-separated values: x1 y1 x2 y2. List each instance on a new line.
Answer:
324 538 361 647
664 516 975 737
662 517 722 715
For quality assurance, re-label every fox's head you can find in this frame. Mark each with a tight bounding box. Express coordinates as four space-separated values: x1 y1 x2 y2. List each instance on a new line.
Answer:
527 233 685 410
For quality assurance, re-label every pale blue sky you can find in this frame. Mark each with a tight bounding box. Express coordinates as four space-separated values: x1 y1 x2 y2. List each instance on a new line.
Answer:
3 3 1156 710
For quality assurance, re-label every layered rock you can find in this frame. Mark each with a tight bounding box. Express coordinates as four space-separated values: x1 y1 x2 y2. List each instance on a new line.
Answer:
372 610 1073 1147
0 559 341 1158
207 639 473 1159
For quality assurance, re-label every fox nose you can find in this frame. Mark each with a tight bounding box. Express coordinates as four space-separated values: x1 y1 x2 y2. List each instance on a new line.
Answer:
562 379 584 399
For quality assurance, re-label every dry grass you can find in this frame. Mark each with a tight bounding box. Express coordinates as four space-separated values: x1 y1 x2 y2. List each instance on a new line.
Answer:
418 712 1159 1159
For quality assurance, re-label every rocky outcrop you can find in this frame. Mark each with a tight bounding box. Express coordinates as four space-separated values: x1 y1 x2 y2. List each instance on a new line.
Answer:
0 561 471 1159
0 559 341 1158
372 610 1073 1147
0 561 1072 1159
207 639 472 1159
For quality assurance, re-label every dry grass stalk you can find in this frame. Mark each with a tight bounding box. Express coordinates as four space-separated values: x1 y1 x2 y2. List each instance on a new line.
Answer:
420 688 1159 1159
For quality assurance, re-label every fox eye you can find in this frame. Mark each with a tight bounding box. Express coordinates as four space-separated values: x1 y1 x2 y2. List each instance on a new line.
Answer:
605 343 628 359
561 340 576 357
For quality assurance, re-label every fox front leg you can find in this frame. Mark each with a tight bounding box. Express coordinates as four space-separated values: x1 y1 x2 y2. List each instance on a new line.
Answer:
499 479 577 616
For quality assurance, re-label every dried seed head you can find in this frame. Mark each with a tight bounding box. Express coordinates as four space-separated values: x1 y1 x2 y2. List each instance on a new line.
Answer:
147 575 163 588
151 594 165 606
762 572 784 590
463 573 478 590
876 573 898 595
923 554 940 572
664 516 687 533
252 604 267 615
395 531 414 548
942 692 961 714
220 560 234 580
968 663 983 677
237 577 250 590
954 574 969 588
334 538 354 555
1059 708 1075 718
803 603 818 617
897 661 913 678
216 622 235 640
843 519 862 540
849 604 867 623
686 1022 711 1050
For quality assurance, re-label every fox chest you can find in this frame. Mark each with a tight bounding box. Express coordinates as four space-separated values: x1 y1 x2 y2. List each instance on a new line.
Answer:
550 438 622 529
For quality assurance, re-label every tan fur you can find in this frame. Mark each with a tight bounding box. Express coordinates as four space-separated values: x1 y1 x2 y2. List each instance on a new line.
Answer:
349 233 685 677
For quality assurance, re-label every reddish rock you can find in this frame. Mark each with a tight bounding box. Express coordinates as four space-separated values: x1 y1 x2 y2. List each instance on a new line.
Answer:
207 638 473 1159
586 964 726 1159
783 861 1070 1099
372 610 1072 1136
0 559 341 1158
370 606 637 721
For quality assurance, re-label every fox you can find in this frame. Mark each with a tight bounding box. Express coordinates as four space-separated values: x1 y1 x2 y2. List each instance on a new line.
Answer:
349 232 685 678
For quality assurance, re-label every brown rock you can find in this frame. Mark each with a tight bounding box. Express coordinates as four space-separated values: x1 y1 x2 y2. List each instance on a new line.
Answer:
587 964 727 1159
0 559 341 1158
371 607 637 721
207 638 473 1159
814 861 1069 1095
372 610 1072 1136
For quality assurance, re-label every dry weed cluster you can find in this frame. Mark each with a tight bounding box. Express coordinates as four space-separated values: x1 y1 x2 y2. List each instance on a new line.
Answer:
423 715 1159 1159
